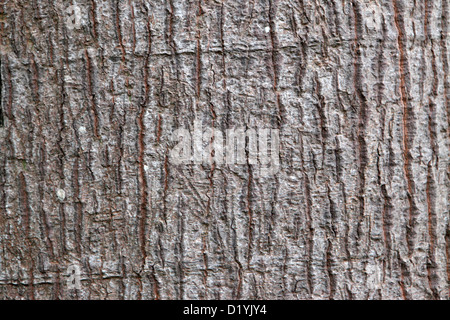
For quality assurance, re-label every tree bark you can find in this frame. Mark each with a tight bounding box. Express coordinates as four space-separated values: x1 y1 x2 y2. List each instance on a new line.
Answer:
0 0 449 300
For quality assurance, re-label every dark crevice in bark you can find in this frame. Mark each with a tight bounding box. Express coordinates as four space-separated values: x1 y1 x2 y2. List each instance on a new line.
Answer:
392 0 417 256
89 0 98 40
440 0 450 298
115 0 126 62
73 158 83 257
37 144 54 259
162 149 169 223
244 122 254 268
426 163 438 299
377 15 391 283
137 102 148 271
195 0 203 99
84 49 99 139
351 1 369 296
56 61 68 263
0 61 3 128
392 0 416 299
18 173 35 300
380 182 392 275
128 0 136 55
268 0 284 126
299 134 313 297
446 228 450 299
334 136 353 300
326 184 336 300
176 200 185 299
424 0 439 300
232 214 243 299
314 73 327 166
4 58 13 127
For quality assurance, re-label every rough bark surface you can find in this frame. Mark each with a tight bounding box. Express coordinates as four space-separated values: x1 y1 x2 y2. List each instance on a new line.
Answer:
0 0 449 300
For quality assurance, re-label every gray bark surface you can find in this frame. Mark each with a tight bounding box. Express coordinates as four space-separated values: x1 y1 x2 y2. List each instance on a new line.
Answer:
0 0 449 299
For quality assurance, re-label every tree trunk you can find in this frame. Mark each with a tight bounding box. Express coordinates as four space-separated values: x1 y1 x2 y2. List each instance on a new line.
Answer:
0 0 449 300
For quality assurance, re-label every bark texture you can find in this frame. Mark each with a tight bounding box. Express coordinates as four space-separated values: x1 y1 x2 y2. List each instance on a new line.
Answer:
0 0 449 300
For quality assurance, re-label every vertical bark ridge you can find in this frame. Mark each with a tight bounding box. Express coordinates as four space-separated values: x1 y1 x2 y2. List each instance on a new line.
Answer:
392 0 415 299
392 0 416 255
424 0 439 300
440 0 450 298
18 173 35 300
